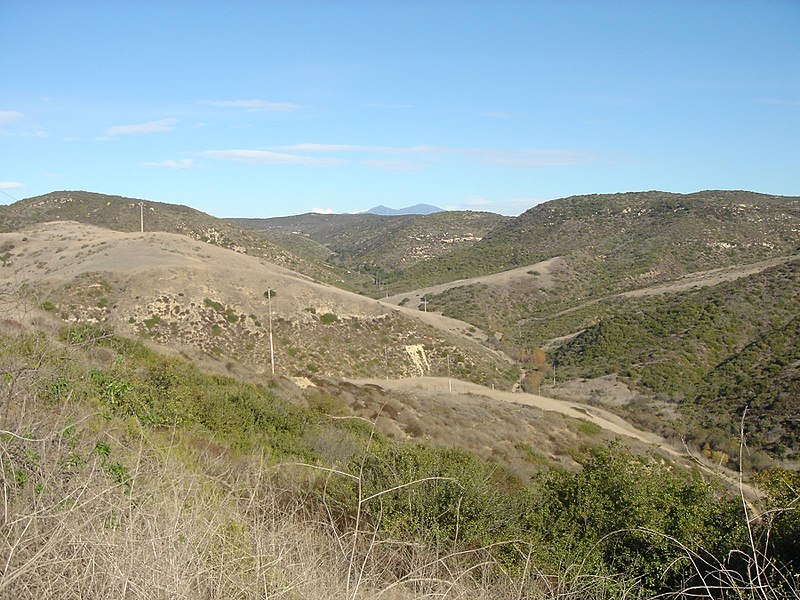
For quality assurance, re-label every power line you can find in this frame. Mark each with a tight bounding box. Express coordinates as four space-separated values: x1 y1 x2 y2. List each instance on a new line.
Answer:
0 189 21 203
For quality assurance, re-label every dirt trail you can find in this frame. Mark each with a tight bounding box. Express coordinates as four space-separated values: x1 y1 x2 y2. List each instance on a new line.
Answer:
388 254 797 320
532 254 799 332
352 376 759 499
354 376 667 446
619 254 798 298
384 256 564 309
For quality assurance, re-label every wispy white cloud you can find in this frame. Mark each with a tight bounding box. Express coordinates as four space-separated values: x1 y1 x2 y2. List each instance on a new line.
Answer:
2 129 49 138
204 99 301 112
202 144 598 171
141 159 195 169
0 110 24 124
106 118 178 137
203 149 343 166
363 103 416 110
311 207 336 214
0 110 47 137
0 181 25 189
272 143 439 154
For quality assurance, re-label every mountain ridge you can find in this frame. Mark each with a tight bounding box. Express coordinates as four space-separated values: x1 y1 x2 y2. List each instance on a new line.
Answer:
365 203 443 215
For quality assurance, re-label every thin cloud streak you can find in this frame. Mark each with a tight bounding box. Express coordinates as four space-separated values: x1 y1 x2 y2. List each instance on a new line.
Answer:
0 110 24 124
141 159 195 170
482 111 521 120
203 149 344 166
755 98 800 107
361 159 426 171
0 181 25 189
203 144 600 171
107 119 178 136
473 148 597 168
272 143 441 154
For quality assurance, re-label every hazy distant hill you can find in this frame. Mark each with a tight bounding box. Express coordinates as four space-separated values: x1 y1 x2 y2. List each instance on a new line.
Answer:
365 203 443 215
231 210 509 295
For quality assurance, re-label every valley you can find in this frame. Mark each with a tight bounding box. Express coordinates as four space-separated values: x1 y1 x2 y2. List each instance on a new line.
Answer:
1 189 798 599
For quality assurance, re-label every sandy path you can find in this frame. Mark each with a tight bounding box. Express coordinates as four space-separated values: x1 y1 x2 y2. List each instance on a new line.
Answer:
619 254 798 298
530 254 800 325
353 376 666 447
384 256 564 308
351 376 760 499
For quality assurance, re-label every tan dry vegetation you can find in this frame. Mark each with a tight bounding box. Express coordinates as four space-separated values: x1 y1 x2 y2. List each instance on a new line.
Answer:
343 377 761 498
308 377 635 476
0 401 529 599
0 221 516 385
352 377 667 447
384 256 563 311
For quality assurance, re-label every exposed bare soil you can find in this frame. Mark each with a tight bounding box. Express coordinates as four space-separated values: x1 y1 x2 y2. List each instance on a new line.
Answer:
353 376 665 446
384 256 564 309
0 221 516 382
350 376 759 498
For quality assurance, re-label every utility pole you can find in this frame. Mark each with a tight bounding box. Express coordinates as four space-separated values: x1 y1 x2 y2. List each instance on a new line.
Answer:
266 288 275 376
139 202 144 233
447 354 452 393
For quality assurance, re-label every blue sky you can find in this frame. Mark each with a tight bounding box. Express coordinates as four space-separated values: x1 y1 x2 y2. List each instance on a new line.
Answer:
1 1 798 217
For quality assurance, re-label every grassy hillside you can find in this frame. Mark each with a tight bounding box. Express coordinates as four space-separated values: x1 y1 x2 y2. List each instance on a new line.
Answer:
2 317 798 598
0 190 364 290
3 187 800 597
0 220 517 388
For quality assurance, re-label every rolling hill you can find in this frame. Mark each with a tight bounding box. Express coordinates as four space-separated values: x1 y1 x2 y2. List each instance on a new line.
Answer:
0 190 366 290
395 190 800 293
0 220 516 387
365 203 443 215
230 210 509 295
2 188 798 598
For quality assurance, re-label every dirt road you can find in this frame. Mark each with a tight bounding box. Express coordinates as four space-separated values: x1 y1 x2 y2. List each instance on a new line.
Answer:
352 376 759 499
383 256 564 309
353 376 666 446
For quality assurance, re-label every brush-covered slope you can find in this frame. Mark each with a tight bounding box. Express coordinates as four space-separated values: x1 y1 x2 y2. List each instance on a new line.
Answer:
397 190 800 293
0 190 362 289
415 191 798 348
0 220 517 387
7 311 794 599
551 259 800 465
